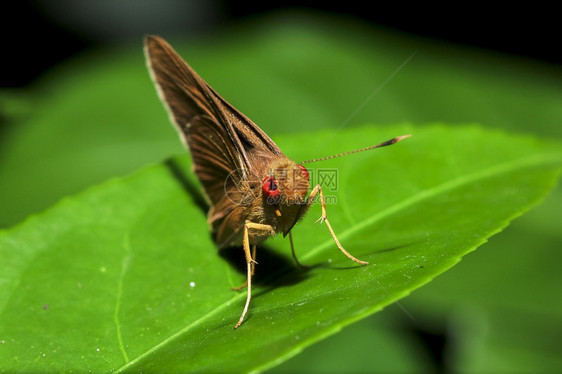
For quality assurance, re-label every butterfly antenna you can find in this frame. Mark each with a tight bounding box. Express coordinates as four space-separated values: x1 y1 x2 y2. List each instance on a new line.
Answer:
298 134 411 165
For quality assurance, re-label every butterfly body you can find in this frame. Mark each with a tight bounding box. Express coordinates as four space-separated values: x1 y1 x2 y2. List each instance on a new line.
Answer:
204 154 309 248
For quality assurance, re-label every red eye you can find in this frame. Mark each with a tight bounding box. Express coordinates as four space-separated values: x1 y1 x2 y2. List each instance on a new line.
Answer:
298 164 309 180
262 177 279 197
262 177 280 205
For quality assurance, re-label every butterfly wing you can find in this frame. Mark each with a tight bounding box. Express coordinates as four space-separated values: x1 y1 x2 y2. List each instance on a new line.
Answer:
144 35 284 206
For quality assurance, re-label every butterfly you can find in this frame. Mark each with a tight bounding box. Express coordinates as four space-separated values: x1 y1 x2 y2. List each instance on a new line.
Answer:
144 35 410 328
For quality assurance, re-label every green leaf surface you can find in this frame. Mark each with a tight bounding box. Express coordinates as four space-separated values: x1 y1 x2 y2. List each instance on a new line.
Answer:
1 124 560 372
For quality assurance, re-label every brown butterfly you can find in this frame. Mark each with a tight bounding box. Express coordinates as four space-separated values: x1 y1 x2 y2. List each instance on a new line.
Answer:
144 35 410 329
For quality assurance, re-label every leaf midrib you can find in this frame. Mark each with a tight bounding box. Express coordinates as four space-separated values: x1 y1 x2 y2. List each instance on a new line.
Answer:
114 233 133 364
114 151 560 372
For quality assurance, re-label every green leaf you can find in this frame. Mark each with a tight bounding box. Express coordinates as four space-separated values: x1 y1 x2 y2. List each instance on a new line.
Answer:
1 124 560 372
401 189 562 373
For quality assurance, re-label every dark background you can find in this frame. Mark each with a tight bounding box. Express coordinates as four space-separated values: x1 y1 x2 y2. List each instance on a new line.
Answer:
3 0 559 87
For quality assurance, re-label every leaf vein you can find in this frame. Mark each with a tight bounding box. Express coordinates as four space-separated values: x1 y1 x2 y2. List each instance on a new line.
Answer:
302 153 561 260
114 233 132 364
114 293 240 372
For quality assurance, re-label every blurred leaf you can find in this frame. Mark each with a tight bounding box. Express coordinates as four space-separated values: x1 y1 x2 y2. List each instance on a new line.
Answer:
0 125 560 372
450 305 562 373
268 312 430 374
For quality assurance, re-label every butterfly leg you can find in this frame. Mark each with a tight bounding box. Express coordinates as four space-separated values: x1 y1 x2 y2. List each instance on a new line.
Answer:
288 231 309 269
231 245 257 291
307 184 369 265
234 221 275 329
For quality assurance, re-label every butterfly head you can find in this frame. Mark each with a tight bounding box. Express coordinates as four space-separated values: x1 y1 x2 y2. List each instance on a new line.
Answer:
262 162 309 204
261 160 310 234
